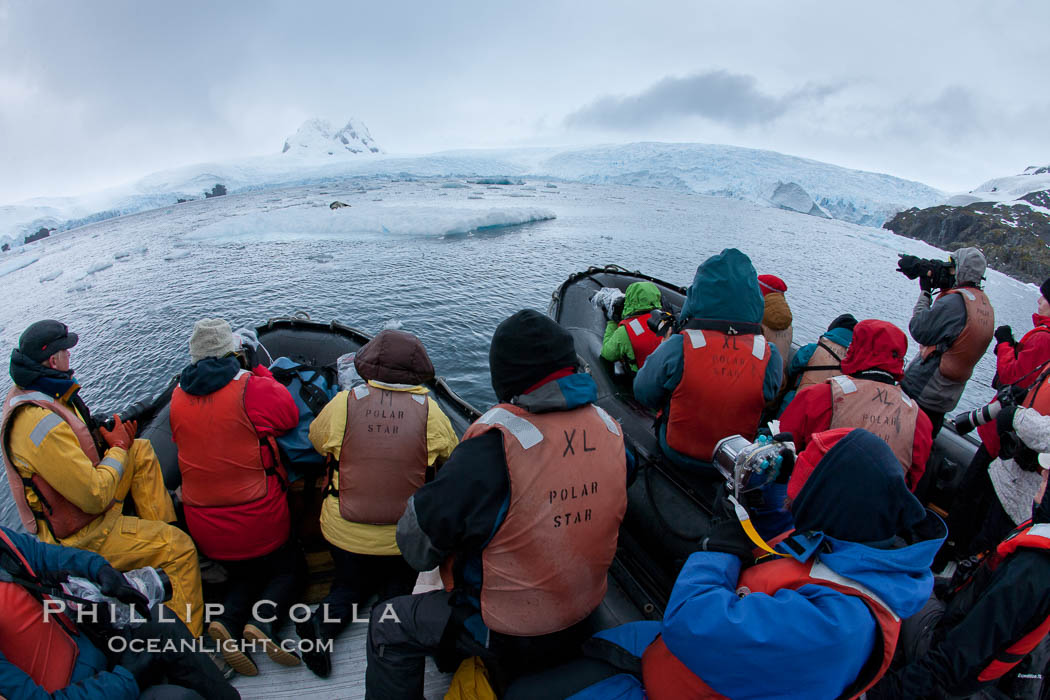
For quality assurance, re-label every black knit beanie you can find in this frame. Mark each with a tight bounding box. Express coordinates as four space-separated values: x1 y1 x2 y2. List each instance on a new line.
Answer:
1041 278 1050 302
489 309 578 402
827 313 858 333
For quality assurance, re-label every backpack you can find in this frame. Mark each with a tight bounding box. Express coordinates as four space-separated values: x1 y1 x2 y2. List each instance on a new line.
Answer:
269 357 339 478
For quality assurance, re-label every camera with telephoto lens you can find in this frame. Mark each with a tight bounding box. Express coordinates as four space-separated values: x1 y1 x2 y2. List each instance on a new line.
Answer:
712 433 796 497
953 384 1026 435
897 254 956 290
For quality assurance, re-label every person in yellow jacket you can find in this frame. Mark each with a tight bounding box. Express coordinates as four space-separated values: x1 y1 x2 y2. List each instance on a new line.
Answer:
295 329 458 678
1 320 204 636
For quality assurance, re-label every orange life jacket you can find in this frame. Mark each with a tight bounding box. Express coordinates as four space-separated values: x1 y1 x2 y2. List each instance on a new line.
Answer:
920 288 994 382
827 376 918 471
0 528 80 692
641 557 901 699
1022 370 1050 416
975 522 1050 682
170 372 271 507
618 313 662 369
337 383 429 524
442 402 627 636
666 329 770 462
0 387 113 538
798 338 849 391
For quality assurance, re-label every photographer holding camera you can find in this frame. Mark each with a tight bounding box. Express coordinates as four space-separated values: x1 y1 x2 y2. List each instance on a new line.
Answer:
898 248 995 436
1 320 204 637
947 369 1050 562
600 281 667 373
975 278 1050 462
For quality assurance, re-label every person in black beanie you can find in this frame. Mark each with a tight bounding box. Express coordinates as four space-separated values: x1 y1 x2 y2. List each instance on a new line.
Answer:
365 309 632 699
776 312 858 415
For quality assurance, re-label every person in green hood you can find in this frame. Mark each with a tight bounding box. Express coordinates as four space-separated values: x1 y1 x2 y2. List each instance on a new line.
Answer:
600 281 667 374
634 249 783 469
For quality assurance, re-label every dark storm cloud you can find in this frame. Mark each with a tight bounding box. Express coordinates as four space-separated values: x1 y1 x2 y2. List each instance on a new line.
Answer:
565 70 841 130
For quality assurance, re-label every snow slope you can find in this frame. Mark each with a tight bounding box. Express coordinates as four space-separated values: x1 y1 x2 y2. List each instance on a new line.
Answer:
0 130 946 251
946 165 1050 208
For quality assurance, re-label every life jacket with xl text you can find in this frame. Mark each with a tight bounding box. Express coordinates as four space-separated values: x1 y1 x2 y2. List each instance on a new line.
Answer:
666 329 770 462
442 402 627 636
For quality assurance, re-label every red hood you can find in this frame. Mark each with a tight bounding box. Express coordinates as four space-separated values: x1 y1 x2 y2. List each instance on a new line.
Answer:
839 319 908 380
1033 313 1050 329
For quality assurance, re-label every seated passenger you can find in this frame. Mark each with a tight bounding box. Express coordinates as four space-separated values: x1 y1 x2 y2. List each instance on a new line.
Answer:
758 273 793 370
778 312 857 414
169 318 302 676
634 249 783 468
600 281 665 373
1 320 203 636
870 464 1050 700
0 525 239 700
527 428 943 700
780 319 933 490
365 310 630 698
295 330 458 678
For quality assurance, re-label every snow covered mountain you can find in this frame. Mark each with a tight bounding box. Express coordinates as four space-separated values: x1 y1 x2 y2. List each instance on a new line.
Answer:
281 118 383 156
885 165 1050 283
946 164 1050 209
0 134 946 252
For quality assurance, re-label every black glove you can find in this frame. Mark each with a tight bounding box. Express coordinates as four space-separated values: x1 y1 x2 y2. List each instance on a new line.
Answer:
996 403 1019 435
97 565 151 622
994 325 1016 347
118 646 159 687
611 297 625 324
996 383 1028 407
919 272 936 293
771 434 797 484
698 488 754 566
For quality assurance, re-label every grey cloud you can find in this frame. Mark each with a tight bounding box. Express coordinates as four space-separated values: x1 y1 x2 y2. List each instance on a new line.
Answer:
565 70 840 130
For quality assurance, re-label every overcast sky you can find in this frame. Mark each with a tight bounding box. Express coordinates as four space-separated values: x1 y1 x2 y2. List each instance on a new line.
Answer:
2 0 1047 202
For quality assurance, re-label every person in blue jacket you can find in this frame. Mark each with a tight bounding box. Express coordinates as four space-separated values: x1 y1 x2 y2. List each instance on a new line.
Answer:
0 526 238 700
505 428 946 700
776 312 857 415
634 249 783 469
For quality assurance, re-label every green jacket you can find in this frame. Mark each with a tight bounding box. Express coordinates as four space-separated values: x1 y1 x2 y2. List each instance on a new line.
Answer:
601 281 663 372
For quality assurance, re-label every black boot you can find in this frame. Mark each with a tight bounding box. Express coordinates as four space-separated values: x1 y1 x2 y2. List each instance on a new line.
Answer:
295 615 332 678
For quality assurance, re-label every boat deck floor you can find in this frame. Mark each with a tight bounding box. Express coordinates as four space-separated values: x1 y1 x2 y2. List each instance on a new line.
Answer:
230 573 452 699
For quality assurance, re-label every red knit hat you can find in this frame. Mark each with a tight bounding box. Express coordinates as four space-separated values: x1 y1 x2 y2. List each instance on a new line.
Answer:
757 274 787 297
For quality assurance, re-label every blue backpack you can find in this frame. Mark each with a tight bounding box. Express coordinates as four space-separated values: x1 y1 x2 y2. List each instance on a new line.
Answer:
269 357 339 479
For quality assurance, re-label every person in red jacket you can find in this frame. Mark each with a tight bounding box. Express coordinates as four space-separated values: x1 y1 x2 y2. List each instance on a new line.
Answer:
976 278 1050 460
780 319 933 491
169 318 303 677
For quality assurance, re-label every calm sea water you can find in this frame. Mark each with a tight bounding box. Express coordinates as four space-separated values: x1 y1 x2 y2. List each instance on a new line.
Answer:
0 177 1038 418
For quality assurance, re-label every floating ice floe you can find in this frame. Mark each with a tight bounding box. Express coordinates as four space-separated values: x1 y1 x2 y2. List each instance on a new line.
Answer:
182 205 557 243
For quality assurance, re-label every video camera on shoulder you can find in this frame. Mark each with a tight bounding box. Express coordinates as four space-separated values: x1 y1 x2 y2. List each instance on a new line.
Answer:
712 433 796 498
897 254 956 290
